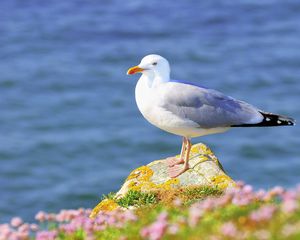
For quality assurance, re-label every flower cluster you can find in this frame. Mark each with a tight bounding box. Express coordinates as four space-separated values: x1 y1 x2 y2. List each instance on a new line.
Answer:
0 182 300 240
0 217 38 240
139 182 300 240
0 208 137 240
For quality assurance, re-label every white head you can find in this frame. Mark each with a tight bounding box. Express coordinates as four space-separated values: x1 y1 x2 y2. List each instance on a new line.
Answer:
127 54 170 80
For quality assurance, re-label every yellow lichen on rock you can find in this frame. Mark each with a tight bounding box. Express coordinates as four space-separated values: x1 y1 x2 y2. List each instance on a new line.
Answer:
128 180 156 191
191 145 200 154
191 143 214 156
126 165 155 192
126 166 153 182
127 165 180 192
211 175 234 190
201 144 214 155
156 178 180 190
199 155 209 162
89 199 118 218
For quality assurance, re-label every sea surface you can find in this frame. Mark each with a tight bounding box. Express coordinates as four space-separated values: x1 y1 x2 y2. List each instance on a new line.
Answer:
0 0 300 223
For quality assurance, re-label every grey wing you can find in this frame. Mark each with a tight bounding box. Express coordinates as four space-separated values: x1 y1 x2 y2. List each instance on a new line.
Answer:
161 83 263 128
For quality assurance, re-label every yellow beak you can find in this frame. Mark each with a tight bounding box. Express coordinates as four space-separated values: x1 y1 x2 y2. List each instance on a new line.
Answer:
127 66 144 75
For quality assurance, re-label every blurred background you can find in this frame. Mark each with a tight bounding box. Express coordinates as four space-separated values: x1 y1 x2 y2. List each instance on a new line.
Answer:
0 0 300 223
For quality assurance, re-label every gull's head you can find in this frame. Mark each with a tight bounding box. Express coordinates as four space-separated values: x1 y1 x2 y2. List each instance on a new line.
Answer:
127 54 170 80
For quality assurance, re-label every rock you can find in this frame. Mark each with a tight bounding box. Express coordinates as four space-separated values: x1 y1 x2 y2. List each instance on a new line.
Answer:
90 143 235 218
115 143 235 198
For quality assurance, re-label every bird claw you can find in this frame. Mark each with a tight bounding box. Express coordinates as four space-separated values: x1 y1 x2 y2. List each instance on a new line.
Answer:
168 164 189 178
166 157 185 167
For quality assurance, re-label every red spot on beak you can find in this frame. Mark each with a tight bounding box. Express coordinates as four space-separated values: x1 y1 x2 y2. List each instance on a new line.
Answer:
127 66 144 75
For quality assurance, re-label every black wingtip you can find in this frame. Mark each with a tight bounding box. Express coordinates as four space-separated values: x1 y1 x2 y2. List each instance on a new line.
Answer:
231 111 295 127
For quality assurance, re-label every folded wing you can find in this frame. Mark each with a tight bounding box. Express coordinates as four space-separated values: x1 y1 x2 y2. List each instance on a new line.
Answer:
161 82 264 128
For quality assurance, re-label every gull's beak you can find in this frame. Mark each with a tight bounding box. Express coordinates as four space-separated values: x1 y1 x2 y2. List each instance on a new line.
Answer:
127 66 144 75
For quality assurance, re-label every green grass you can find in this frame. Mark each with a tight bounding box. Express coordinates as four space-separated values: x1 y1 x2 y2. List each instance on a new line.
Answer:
100 186 223 209
182 185 223 204
116 190 157 208
101 192 116 200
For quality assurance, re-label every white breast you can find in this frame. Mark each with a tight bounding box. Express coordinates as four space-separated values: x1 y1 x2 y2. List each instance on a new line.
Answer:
135 76 153 118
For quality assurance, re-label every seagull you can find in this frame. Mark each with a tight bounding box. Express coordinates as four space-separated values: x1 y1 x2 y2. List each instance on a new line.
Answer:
127 54 295 178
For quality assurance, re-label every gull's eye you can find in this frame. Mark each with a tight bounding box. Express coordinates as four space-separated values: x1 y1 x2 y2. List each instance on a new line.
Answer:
152 62 157 66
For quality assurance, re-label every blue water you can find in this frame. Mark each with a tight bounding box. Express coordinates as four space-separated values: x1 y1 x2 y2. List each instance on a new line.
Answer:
1 0 300 223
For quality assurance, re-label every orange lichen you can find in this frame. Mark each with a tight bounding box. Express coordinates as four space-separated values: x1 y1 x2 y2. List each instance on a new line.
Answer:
89 199 118 218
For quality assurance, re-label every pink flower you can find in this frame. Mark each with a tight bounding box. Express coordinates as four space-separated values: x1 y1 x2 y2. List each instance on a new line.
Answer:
140 212 168 240
282 190 297 201
83 219 94 233
264 186 285 200
18 223 30 233
14 231 30 240
168 224 179 234
242 185 253 194
225 187 239 196
10 217 23 228
215 195 231 207
35 211 46 222
201 198 215 211
235 181 245 188
250 205 277 222
36 230 57 240
232 195 251 206
255 189 266 200
30 224 39 231
60 223 77 234
296 184 300 195
0 224 12 240
123 210 137 222
188 204 204 227
46 213 56 222
157 211 168 222
106 214 117 226
173 198 182 207
270 186 285 196
221 222 237 237
282 199 299 214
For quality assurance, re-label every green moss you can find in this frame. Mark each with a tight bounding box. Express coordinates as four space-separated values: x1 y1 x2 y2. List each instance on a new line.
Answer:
99 186 223 210
116 190 158 208
101 192 116 200
183 185 223 202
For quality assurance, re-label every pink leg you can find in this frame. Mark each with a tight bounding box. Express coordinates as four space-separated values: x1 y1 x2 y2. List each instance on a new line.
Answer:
166 137 187 167
168 139 192 178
